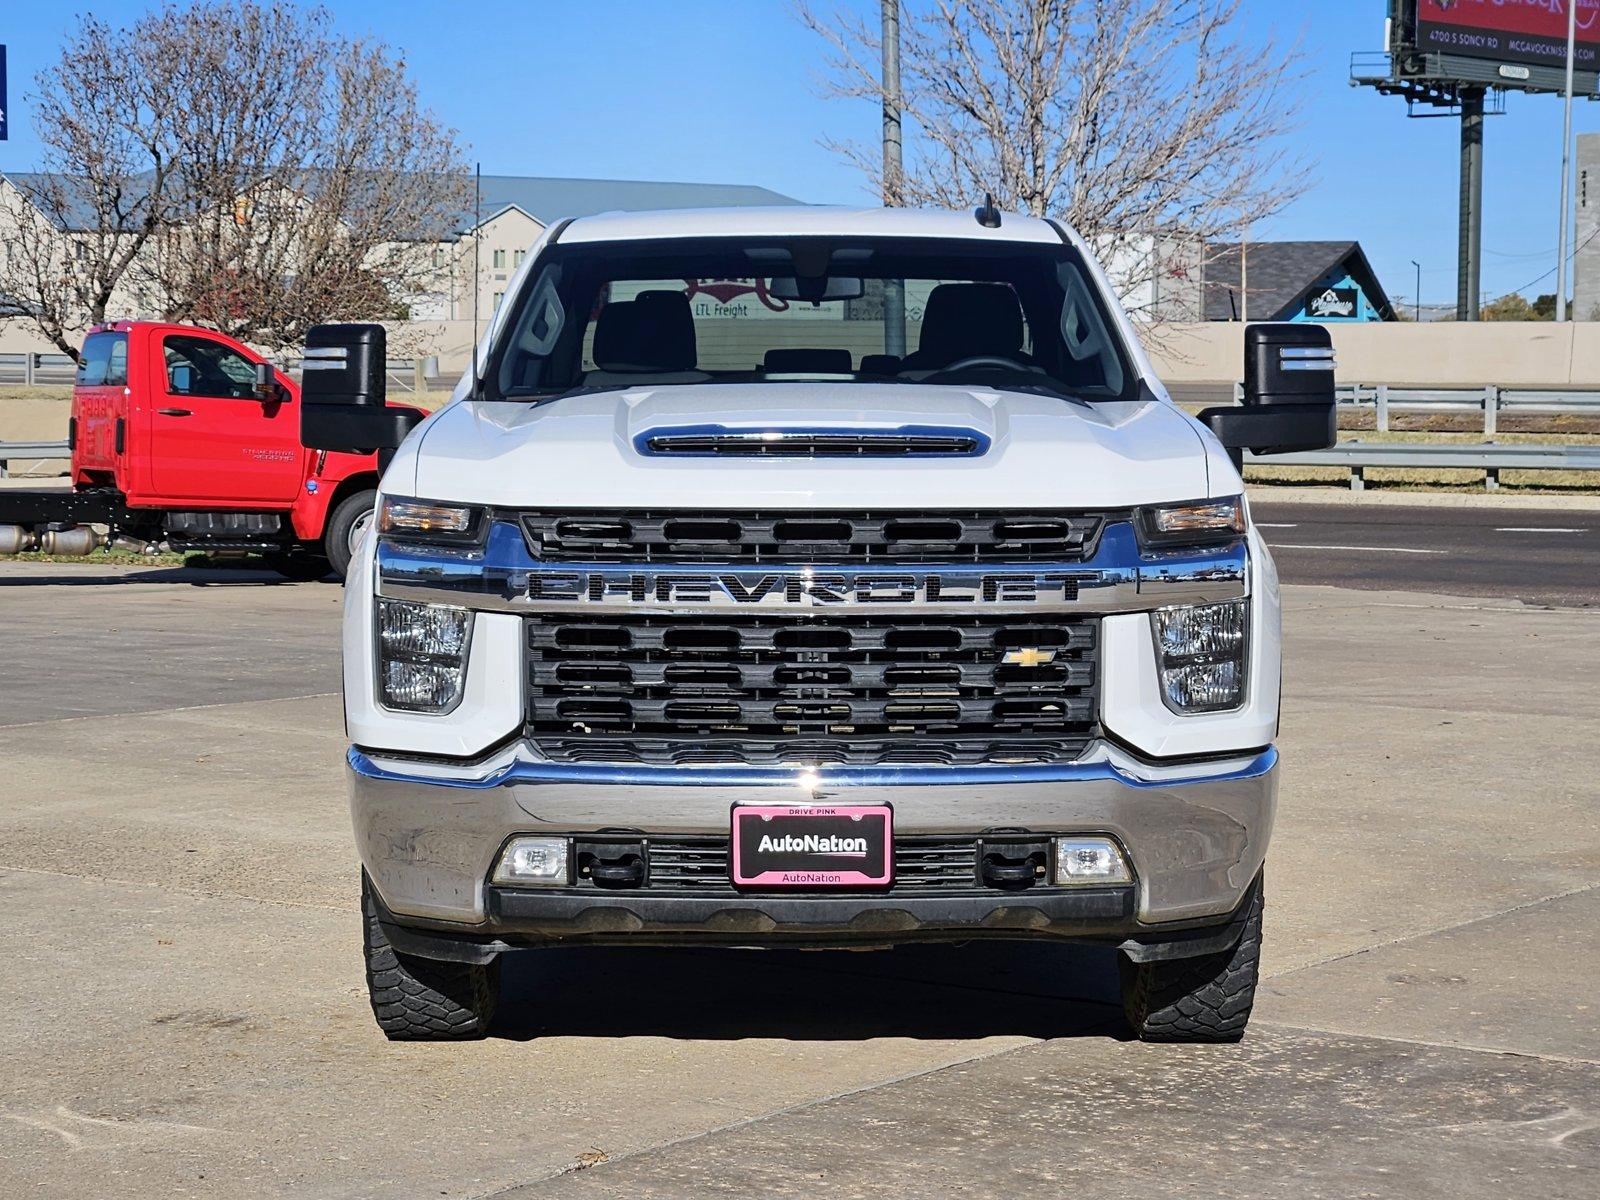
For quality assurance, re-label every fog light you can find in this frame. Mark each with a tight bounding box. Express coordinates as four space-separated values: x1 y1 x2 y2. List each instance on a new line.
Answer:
376 599 470 713
1053 837 1131 886
492 837 570 887
1151 600 1248 714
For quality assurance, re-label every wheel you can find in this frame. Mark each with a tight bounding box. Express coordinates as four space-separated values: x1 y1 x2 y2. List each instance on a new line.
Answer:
362 876 499 1041
323 489 377 580
1119 874 1263 1043
263 551 331 581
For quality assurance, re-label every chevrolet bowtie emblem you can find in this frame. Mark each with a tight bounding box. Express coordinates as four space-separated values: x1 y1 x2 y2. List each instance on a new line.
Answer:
1003 648 1057 667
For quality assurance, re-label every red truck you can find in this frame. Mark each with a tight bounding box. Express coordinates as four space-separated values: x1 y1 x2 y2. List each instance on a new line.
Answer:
0 320 423 579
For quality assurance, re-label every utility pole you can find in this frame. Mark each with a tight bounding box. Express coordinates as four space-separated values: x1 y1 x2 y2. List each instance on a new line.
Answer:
881 0 906 357
1411 260 1422 322
1458 88 1485 321
1557 0 1578 323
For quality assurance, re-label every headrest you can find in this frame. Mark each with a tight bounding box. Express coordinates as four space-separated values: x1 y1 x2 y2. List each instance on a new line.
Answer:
762 347 854 374
859 354 902 376
592 290 697 372
917 283 1025 360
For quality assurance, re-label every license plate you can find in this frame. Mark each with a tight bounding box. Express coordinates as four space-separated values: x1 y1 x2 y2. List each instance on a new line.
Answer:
730 803 893 888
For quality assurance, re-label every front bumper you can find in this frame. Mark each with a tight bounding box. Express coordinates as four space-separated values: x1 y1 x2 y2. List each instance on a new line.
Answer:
349 743 1277 942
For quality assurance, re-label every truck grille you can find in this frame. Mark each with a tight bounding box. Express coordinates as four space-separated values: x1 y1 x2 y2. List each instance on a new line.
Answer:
645 836 981 891
526 613 1098 767
518 509 1107 564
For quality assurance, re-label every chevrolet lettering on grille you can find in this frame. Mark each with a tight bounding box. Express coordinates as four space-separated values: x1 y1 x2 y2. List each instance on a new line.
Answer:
522 569 1085 610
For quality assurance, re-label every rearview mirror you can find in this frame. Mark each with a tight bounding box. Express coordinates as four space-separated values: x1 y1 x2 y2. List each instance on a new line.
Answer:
252 361 277 400
766 275 865 303
299 323 421 456
1199 323 1337 462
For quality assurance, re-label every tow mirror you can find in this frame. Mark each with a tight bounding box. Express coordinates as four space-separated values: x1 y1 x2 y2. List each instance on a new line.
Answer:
168 364 193 394
1199 323 1337 462
299 323 421 456
252 361 277 400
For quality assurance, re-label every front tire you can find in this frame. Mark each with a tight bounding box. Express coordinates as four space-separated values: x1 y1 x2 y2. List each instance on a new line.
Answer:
362 877 499 1041
1119 874 1263 1043
323 488 377 580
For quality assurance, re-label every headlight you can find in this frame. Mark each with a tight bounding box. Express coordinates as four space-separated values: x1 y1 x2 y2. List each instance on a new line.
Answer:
1150 600 1248 714
377 599 471 712
1138 496 1245 546
377 496 482 541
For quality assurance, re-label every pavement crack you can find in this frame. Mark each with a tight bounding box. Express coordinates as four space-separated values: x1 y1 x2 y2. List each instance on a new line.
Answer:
1251 1020 1600 1068
1263 879 1600 983
0 863 345 914
0 691 339 731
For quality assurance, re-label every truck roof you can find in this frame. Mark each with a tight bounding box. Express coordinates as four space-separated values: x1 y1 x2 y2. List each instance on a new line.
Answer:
558 204 1069 246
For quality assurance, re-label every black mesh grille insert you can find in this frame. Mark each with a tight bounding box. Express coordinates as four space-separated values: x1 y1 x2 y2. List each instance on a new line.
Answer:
644 433 983 457
519 509 1108 564
643 836 982 892
527 613 1098 766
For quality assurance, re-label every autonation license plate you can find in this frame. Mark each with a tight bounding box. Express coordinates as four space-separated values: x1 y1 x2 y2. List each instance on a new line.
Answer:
730 803 893 888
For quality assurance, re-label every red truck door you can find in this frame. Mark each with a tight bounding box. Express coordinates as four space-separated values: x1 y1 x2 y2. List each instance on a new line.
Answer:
71 330 130 481
145 330 302 504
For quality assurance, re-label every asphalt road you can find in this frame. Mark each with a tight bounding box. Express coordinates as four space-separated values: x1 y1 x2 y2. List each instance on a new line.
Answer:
1256 501 1600 607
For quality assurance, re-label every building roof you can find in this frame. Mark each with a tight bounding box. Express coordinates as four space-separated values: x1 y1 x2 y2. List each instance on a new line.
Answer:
3 171 806 235
464 175 803 230
1203 240 1395 322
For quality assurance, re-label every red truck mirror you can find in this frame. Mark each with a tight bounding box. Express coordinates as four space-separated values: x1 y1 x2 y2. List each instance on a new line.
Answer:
299 323 421 455
252 361 278 401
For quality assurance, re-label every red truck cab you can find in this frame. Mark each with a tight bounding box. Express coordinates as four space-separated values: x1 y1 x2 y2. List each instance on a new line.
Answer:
65 321 422 577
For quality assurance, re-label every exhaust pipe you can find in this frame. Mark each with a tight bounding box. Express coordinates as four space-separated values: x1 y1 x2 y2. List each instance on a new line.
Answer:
39 527 106 556
0 525 39 555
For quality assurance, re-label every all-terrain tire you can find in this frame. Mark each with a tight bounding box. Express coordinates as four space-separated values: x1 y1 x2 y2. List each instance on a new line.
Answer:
324 488 377 580
1119 874 1263 1043
362 877 499 1041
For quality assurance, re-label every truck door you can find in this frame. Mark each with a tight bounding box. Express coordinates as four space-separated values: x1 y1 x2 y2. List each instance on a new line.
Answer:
146 332 302 504
71 331 129 482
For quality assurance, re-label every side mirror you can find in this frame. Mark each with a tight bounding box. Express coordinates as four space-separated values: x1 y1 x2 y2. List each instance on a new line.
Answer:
169 364 193 394
252 361 278 400
1199 323 1337 461
299 323 421 455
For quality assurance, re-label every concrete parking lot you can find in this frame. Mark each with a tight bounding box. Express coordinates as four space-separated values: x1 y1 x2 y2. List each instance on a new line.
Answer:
2 532 1598 1198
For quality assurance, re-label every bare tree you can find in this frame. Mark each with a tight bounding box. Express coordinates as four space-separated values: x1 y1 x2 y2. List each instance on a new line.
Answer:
0 2 468 358
798 0 1309 320
0 16 185 358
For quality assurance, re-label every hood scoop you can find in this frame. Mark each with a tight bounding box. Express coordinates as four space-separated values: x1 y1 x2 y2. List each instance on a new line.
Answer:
637 426 990 458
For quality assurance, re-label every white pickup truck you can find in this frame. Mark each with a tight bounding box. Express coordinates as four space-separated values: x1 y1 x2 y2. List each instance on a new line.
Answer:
300 204 1336 1042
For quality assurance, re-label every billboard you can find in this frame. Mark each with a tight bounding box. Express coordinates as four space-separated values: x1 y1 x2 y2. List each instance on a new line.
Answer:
1415 0 1600 72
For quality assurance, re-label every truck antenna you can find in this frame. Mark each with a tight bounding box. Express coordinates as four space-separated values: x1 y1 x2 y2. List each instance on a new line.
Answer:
471 163 483 400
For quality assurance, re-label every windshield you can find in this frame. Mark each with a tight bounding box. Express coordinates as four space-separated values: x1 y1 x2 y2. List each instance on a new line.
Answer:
487 237 1137 402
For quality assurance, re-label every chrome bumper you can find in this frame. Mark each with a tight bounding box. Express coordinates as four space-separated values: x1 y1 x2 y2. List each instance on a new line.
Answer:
349 743 1277 930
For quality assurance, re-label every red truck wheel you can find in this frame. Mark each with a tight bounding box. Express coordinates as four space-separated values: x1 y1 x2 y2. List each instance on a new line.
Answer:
325 489 377 579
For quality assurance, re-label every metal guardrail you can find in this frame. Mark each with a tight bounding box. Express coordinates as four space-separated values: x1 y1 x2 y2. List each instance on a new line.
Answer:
0 438 71 479
1246 441 1600 491
1226 383 1600 435
0 352 78 386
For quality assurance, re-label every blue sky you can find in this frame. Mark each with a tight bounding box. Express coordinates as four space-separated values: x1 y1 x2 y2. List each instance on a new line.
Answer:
1 1 1593 308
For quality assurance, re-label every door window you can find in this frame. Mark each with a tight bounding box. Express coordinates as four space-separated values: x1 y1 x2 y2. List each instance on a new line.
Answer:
163 335 258 399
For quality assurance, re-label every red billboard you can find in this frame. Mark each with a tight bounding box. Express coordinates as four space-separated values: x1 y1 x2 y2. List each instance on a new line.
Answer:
1416 0 1600 72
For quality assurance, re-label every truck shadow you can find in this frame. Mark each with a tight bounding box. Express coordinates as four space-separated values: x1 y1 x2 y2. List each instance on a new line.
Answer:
0 565 303 587
492 940 1126 1041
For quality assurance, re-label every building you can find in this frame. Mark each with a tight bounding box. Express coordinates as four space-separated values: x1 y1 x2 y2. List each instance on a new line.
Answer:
1203 241 1396 323
0 172 802 336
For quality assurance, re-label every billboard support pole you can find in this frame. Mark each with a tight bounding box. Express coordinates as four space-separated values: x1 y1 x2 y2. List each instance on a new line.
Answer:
1557 0 1579 323
1459 88 1485 321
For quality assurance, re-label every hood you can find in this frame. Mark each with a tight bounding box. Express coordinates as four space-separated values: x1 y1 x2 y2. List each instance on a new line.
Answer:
404 383 1214 509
